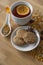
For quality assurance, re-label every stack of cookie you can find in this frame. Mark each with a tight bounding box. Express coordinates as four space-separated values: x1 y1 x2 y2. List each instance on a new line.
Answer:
13 29 36 46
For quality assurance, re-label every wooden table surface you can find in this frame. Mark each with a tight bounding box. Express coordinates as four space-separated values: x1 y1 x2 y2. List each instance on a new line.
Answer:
0 0 43 65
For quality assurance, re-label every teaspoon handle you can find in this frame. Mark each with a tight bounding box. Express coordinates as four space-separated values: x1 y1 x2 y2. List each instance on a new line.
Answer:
6 13 10 25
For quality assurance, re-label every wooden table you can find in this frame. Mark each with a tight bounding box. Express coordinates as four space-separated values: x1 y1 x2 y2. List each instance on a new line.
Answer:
0 0 43 65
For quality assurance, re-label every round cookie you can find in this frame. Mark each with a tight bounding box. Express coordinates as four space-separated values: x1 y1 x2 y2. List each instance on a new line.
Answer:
16 29 27 38
16 4 30 15
13 35 25 46
23 32 36 43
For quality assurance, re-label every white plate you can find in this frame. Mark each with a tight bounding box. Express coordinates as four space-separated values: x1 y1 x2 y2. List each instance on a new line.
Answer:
11 26 40 52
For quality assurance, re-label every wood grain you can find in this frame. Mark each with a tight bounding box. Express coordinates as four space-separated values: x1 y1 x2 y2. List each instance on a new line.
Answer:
0 0 43 65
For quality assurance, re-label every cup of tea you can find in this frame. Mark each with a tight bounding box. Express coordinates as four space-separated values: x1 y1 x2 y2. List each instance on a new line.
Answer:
10 1 33 25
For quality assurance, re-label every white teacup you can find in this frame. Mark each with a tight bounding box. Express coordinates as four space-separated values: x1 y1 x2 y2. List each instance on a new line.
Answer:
10 1 33 25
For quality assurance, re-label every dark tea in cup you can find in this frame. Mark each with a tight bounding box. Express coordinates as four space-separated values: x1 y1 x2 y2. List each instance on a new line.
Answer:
12 4 31 18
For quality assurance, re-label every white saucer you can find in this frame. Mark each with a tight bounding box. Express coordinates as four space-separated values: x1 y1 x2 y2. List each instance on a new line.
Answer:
11 26 40 52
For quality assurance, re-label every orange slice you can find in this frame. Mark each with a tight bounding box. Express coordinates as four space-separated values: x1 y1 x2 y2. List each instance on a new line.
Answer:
16 5 30 16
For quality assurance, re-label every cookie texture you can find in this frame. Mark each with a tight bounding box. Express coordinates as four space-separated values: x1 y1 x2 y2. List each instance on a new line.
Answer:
13 29 36 46
23 32 36 43
16 29 27 38
13 35 25 46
